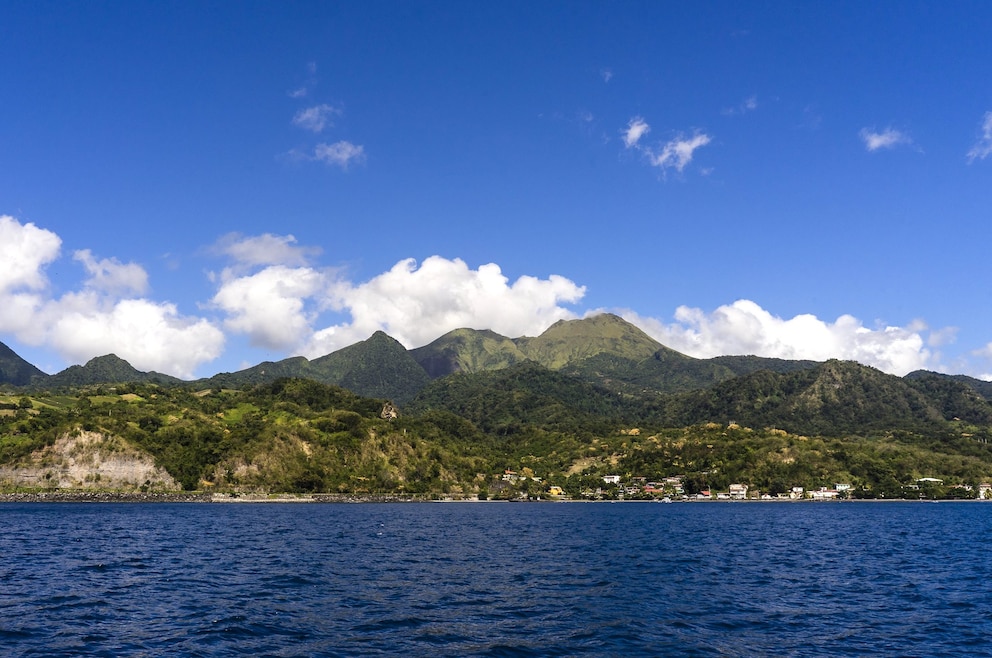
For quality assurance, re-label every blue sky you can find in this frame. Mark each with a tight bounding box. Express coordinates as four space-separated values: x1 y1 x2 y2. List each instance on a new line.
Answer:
2 1 991 380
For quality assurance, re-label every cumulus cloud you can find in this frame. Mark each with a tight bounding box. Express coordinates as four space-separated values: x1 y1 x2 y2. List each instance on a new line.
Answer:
42 295 224 379
967 111 992 163
215 232 321 268
313 141 366 168
302 256 586 357
292 104 340 133
0 215 224 378
211 265 325 351
0 215 61 293
622 117 712 174
74 249 149 296
616 299 936 376
860 127 912 152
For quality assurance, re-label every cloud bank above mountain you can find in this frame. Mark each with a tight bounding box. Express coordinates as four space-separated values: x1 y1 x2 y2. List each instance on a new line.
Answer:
0 218 965 379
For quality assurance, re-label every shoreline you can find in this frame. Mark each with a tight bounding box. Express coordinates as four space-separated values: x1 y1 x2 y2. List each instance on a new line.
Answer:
0 491 985 504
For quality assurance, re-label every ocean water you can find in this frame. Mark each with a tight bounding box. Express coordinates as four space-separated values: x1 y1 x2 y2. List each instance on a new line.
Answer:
1 501 991 657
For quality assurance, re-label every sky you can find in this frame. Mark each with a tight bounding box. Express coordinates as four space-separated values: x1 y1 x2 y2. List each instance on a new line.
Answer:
2 1 991 381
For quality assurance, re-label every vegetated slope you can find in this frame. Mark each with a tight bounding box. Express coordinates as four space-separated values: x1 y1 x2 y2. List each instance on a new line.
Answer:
408 361 634 436
410 328 528 378
200 356 312 389
309 331 431 404
708 354 821 377
0 379 494 494
649 360 971 436
514 314 663 369
0 341 48 387
906 370 992 403
43 354 182 388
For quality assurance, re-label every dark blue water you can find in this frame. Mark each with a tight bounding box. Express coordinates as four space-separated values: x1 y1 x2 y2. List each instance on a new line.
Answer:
1 502 991 657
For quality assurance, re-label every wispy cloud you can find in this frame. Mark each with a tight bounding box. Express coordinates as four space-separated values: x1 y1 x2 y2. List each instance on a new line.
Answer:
860 127 912 152
967 111 992 163
292 104 341 133
600 68 613 83
214 233 321 268
623 117 712 174
313 141 366 169
722 95 758 116
647 133 712 172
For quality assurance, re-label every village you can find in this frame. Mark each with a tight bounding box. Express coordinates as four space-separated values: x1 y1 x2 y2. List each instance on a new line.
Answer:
491 470 992 502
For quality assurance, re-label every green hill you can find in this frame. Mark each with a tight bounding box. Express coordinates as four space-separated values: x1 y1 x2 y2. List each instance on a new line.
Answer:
411 328 528 378
0 341 48 387
310 331 431 404
44 354 181 388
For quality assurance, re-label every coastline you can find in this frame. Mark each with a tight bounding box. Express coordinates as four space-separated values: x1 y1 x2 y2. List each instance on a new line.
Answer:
0 491 984 504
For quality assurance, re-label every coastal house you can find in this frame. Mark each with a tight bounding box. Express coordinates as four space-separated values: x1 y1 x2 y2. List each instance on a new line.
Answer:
602 475 621 485
790 487 804 499
810 487 839 500
979 483 992 499
728 484 748 500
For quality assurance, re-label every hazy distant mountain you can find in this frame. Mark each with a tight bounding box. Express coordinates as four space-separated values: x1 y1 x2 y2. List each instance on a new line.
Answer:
0 341 48 387
45 354 182 388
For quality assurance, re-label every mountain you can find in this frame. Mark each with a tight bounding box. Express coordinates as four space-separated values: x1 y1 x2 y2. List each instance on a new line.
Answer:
515 314 664 368
411 328 527 378
310 331 431 404
0 341 48 387
200 356 312 390
655 359 960 436
45 354 182 388
906 370 992 403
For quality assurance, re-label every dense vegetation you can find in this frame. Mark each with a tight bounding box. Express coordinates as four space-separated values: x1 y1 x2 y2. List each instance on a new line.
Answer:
3 314 992 500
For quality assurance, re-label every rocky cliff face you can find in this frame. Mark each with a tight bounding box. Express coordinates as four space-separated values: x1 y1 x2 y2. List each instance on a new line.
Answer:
0 430 180 491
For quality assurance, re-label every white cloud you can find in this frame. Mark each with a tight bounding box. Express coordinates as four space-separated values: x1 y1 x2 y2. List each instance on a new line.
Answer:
73 249 149 296
722 95 758 116
43 295 224 379
303 256 586 357
0 214 224 378
0 215 61 293
967 111 992 163
860 127 912 152
215 233 321 268
616 299 937 376
292 104 340 133
313 141 366 168
600 68 613 83
623 118 712 174
211 265 325 351
646 133 712 172
623 117 650 148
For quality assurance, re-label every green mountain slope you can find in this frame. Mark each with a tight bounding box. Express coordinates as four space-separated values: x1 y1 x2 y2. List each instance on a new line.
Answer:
654 360 959 436
0 341 48 387
310 331 431 404
515 314 663 368
44 354 181 388
411 328 528 378
906 370 992 402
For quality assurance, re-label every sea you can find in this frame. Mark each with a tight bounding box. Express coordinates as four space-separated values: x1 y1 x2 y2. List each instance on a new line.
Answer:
1 501 990 657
